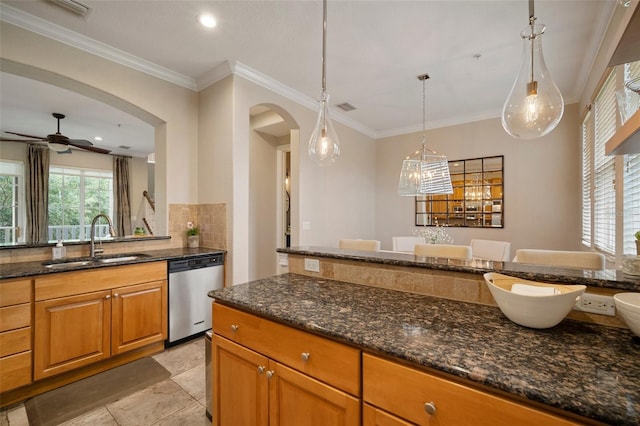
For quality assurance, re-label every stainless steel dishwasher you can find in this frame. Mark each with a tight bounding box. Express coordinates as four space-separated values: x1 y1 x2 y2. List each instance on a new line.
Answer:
167 253 224 345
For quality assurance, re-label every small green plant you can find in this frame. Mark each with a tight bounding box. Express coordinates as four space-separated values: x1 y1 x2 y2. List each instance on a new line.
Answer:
186 221 199 236
635 230 640 240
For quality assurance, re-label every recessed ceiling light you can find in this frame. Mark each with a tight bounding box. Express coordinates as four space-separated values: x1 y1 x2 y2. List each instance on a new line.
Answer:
198 13 217 28
94 136 102 141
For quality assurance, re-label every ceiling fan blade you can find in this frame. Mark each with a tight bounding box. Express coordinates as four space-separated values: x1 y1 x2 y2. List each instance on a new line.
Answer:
5 131 47 140
0 138 44 142
69 142 111 154
68 139 94 146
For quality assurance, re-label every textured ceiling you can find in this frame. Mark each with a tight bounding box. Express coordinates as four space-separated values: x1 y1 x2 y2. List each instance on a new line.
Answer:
0 0 622 155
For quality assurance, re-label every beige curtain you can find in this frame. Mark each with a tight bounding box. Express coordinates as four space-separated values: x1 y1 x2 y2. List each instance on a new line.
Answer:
26 144 50 243
113 156 132 236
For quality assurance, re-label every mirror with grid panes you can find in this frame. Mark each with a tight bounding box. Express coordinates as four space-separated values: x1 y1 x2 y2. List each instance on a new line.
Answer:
415 155 503 228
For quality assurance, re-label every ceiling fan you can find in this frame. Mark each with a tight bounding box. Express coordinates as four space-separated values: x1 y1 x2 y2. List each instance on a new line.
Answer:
0 112 111 154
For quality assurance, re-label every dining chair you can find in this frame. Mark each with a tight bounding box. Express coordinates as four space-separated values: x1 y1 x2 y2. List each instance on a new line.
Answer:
513 249 605 270
392 236 426 253
338 239 381 252
414 244 472 260
470 239 511 261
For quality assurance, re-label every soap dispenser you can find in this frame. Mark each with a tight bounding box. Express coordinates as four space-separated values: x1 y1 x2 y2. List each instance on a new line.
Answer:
52 241 66 260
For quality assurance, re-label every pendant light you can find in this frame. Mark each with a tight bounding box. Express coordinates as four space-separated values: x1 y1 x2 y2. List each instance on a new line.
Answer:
398 74 453 196
501 0 564 139
308 0 340 166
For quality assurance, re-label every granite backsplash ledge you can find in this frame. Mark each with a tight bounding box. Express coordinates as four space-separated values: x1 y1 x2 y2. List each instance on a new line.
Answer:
209 273 640 426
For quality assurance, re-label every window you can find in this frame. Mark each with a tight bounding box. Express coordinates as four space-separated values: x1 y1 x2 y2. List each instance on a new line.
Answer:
0 161 25 244
48 166 113 242
582 59 640 258
415 156 504 228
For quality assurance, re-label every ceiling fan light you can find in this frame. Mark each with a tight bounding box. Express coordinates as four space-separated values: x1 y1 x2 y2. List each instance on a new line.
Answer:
49 141 70 153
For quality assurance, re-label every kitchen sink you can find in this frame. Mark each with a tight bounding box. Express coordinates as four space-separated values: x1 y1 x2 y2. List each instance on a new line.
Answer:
44 260 93 269
94 253 151 263
43 253 151 268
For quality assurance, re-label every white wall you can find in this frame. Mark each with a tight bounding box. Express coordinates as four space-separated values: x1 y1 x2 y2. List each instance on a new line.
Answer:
0 23 200 235
375 103 582 255
196 75 377 284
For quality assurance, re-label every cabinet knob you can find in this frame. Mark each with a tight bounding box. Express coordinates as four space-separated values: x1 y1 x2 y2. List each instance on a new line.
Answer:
424 402 437 416
257 366 266 374
301 352 311 362
105 295 111 300
231 324 239 332
113 293 119 298
266 370 274 379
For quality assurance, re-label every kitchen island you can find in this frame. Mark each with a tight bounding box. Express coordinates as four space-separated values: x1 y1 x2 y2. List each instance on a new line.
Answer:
209 273 640 425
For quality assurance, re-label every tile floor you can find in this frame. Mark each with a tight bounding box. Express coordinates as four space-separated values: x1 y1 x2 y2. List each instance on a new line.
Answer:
1 337 210 426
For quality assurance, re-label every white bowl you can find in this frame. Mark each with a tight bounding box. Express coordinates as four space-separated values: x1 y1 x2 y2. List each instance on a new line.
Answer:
484 272 586 329
613 292 640 337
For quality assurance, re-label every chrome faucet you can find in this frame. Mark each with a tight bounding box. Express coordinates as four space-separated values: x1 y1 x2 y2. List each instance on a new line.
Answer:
90 214 116 257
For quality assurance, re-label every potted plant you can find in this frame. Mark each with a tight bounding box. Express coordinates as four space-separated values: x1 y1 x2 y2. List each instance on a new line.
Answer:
636 230 640 255
186 221 200 248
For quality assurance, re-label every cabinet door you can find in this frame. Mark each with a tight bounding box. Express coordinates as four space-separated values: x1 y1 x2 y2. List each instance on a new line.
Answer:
213 335 269 426
111 280 167 355
269 361 360 426
34 290 111 380
363 403 413 426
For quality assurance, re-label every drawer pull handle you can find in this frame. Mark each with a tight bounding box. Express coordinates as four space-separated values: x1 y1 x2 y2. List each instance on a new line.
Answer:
257 366 266 374
231 324 239 332
301 352 311 362
266 370 274 379
424 402 437 416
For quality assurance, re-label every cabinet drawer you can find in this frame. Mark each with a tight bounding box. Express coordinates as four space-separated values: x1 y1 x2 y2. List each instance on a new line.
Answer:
35 261 167 301
0 303 31 332
363 354 581 426
0 278 32 307
213 304 360 396
0 351 32 393
0 327 31 357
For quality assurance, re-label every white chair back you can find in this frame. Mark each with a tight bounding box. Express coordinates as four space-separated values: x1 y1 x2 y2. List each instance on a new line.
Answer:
414 244 472 260
392 236 426 253
338 239 381 252
513 249 605 270
470 239 511 261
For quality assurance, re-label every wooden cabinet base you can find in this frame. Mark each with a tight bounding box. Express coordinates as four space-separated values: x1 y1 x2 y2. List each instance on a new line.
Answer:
0 341 164 408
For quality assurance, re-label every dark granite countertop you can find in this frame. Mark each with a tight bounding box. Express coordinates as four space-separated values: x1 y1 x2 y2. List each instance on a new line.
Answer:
0 247 226 279
278 246 640 291
209 273 640 425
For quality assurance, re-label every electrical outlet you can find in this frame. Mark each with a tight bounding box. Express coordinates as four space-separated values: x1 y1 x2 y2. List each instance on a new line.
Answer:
304 258 320 273
573 293 616 316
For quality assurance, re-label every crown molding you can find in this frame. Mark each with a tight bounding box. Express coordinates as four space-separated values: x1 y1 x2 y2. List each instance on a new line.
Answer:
0 3 197 90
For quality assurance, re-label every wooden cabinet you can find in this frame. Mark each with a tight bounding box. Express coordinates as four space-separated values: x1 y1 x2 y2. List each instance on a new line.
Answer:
0 278 33 393
33 262 167 380
212 304 360 426
363 354 581 426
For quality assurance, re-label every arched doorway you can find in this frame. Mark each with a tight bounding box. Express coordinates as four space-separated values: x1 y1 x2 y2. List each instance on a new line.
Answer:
249 104 298 280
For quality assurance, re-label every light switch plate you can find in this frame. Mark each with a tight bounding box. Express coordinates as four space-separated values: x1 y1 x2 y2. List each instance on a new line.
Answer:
304 258 320 272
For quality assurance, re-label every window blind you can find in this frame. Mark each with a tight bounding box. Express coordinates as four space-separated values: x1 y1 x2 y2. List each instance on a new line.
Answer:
623 61 640 255
581 112 593 247
593 72 617 255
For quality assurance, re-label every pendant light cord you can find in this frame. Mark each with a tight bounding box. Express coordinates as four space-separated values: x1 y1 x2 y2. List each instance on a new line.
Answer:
528 0 536 83
322 0 327 94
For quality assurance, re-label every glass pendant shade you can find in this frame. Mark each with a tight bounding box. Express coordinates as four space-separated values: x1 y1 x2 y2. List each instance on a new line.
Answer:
308 93 340 166
398 144 453 196
502 23 564 139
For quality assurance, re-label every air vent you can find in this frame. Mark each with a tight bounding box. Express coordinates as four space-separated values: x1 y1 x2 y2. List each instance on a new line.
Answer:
336 102 356 112
47 0 92 18
118 145 131 150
